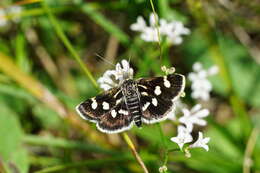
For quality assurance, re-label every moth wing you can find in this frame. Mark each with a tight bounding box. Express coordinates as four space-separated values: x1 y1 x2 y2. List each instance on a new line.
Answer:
137 74 185 123
97 101 134 133
76 87 122 123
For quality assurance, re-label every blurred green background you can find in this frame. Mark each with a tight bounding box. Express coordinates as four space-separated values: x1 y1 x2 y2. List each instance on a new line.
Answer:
0 0 259 172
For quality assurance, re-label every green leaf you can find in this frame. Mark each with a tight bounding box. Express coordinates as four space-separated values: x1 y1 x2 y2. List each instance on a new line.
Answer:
0 104 23 160
10 148 29 173
0 101 29 173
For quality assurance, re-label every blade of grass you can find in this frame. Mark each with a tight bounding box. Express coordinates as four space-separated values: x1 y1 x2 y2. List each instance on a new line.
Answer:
42 0 99 90
35 156 133 173
23 135 118 155
123 133 149 173
243 127 259 173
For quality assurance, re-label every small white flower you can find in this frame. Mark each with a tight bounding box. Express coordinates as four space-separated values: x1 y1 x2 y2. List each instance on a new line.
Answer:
179 104 209 132
0 5 22 27
130 16 147 32
97 59 133 91
190 132 210 151
188 62 219 101
140 27 159 42
7 5 22 23
0 9 8 27
130 13 189 45
170 125 193 150
159 165 168 173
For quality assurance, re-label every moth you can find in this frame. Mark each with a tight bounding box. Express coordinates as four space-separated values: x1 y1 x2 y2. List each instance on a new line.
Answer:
76 72 185 133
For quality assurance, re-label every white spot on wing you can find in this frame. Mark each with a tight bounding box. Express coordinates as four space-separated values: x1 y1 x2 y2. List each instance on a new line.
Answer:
152 98 158 106
141 92 148 96
142 102 150 111
116 99 121 105
119 109 128 115
91 98 98 109
138 85 147 89
102 101 110 110
164 76 171 88
154 86 161 95
111 109 117 118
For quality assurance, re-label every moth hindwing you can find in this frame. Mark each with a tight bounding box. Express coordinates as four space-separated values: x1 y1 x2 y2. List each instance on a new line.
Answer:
76 73 185 133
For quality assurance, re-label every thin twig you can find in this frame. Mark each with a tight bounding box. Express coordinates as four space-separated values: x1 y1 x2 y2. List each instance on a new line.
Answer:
243 127 259 173
123 133 149 173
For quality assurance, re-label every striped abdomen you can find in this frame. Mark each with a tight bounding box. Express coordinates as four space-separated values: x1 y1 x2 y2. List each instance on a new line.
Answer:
125 94 142 127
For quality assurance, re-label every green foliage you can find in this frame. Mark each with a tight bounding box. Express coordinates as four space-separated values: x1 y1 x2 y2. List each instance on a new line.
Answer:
0 102 29 173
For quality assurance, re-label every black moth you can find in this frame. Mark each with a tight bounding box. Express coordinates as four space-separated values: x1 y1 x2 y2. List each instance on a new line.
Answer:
76 74 185 133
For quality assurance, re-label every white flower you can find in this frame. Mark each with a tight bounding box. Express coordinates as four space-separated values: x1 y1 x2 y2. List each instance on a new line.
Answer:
97 59 133 91
170 125 193 150
130 13 190 45
140 27 159 42
130 16 147 32
7 5 22 23
0 5 22 27
159 165 168 173
188 62 219 101
190 132 210 151
0 9 8 27
179 104 209 132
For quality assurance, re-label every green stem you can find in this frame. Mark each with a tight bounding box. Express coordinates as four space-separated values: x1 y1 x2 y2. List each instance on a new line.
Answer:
42 0 99 89
122 133 149 173
149 0 162 62
156 123 169 166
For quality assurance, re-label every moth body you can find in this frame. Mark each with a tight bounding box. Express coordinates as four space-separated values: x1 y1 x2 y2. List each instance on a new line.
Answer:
121 79 142 127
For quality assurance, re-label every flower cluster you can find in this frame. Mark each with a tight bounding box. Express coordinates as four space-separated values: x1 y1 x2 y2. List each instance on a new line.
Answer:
188 62 219 101
97 59 133 90
130 13 190 45
170 104 210 151
0 5 22 27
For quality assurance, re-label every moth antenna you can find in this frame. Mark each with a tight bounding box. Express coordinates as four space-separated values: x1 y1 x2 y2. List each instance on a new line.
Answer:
127 53 133 77
95 53 116 67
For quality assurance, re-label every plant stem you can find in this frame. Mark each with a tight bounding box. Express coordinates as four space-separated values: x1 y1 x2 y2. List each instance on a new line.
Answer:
243 127 259 173
149 0 162 63
123 133 149 173
156 123 170 167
